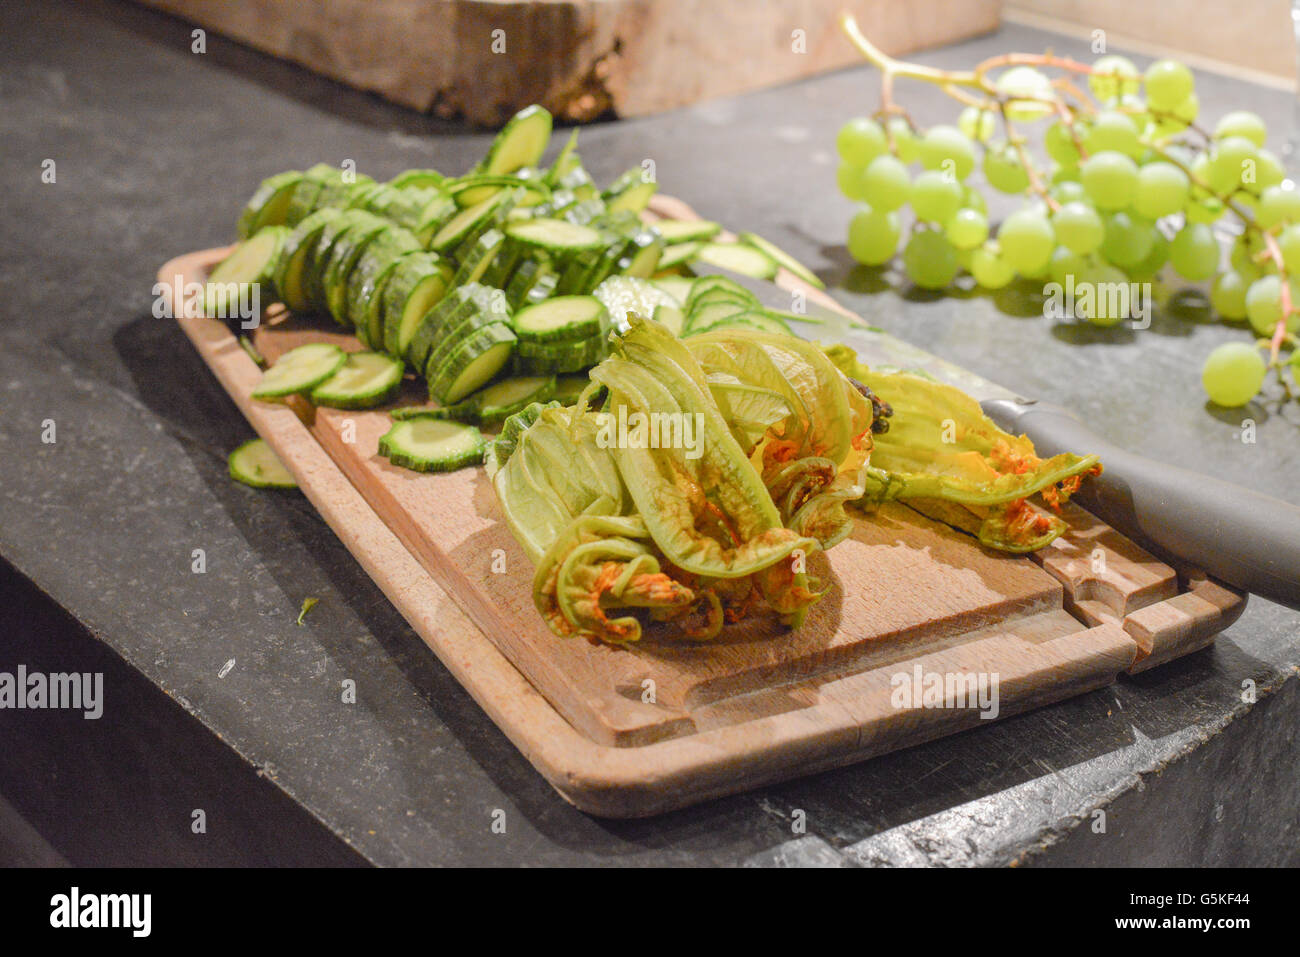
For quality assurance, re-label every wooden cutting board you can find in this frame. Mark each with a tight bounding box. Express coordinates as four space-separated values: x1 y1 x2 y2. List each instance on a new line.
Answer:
157 197 1245 816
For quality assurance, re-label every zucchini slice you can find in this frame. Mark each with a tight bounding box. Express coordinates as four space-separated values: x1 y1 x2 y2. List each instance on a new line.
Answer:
428 324 518 404
347 229 422 327
592 275 682 332
323 217 392 325
652 303 685 335
378 419 486 473
229 438 297 489
410 283 509 374
449 228 506 289
513 335 607 375
309 351 404 409
654 219 721 243
504 218 604 254
430 191 510 253
274 208 341 313
252 343 348 399
652 275 693 306
205 226 286 316
618 229 665 278
656 240 701 271
482 105 553 178
693 242 779 280
381 253 455 358
306 211 371 311
237 171 303 239
553 374 596 405
737 231 825 289
389 168 447 190
685 309 793 338
512 295 607 342
684 274 759 311
396 375 555 425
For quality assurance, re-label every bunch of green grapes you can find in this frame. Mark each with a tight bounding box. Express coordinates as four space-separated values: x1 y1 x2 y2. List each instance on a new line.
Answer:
836 45 1294 409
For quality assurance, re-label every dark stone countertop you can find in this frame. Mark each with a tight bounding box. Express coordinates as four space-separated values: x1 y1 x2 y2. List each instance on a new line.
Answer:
0 0 1296 866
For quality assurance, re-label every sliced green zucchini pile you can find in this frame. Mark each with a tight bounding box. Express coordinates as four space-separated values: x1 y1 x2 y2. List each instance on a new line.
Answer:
219 104 818 475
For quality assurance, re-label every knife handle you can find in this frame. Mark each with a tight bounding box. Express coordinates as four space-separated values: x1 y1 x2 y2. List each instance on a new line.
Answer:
981 398 1300 610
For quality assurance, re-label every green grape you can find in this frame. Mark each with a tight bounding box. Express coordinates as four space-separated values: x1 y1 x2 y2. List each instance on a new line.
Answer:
1050 179 1089 206
1211 136 1259 192
1077 263 1130 326
962 185 988 215
958 106 997 143
1256 184 1300 229
1201 342 1266 406
837 117 888 167
1045 122 1081 166
1278 223 1300 264
1048 246 1088 285
1133 161 1190 219
918 125 976 181
1144 59 1194 111
1083 110 1141 158
1089 55 1140 101
982 142 1030 194
1215 110 1268 148
944 208 989 250
1050 163 1081 185
1244 274 1300 336
995 66 1054 121
902 229 960 289
1168 222 1219 280
1256 149 1286 190
1210 270 1252 320
1151 94 1199 139
847 206 902 265
861 155 910 211
1101 210 1155 267
1128 231 1170 281
1080 151 1139 209
836 162 869 201
1229 234 1264 276
910 170 964 222
969 240 1015 289
1052 201 1105 254
997 207 1055 274
887 117 920 163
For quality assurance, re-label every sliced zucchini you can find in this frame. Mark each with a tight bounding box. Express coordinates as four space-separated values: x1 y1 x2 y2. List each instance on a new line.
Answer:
504 218 605 254
252 343 348 399
365 185 445 230
229 438 297 489
274 208 341 312
686 309 793 338
379 418 486 473
513 295 607 342
306 210 371 311
545 130 581 185
737 231 825 289
205 226 286 316
514 335 607 374
381 253 455 358
409 283 509 374
429 191 510 253
684 274 759 311
415 193 460 246
237 171 303 239
553 374 595 405
656 241 701 271
653 219 721 243
428 324 518 404
694 242 779 280
309 351 404 409
389 169 447 190
652 304 685 336
506 259 558 309
323 217 391 325
592 275 682 333
652 275 694 306
618 229 665 278
482 105 553 177
449 228 506 289
346 228 422 328
398 375 556 426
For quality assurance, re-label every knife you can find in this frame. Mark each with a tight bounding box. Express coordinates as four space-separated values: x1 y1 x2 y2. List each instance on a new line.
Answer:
727 271 1300 610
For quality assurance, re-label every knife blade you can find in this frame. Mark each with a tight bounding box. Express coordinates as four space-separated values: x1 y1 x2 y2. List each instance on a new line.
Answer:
724 270 1300 609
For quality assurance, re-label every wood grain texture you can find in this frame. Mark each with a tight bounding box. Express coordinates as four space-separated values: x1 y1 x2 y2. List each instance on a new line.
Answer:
135 0 1001 125
156 198 1243 814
